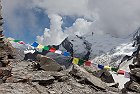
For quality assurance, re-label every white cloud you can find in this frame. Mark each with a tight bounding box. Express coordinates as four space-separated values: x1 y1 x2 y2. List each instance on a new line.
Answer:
37 14 67 45
2 0 140 45
66 18 92 36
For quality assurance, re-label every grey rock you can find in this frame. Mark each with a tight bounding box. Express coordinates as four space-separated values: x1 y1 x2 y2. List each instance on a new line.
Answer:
125 81 140 93
131 68 140 78
0 83 41 94
70 64 108 90
36 54 62 71
92 69 115 83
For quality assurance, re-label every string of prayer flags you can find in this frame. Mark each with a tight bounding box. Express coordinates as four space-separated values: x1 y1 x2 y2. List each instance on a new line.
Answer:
78 59 84 66
62 52 71 56
49 47 56 52
43 46 50 51
37 44 44 49
104 66 111 70
85 61 91 66
117 70 125 75
124 71 130 78
31 42 39 47
98 64 104 70
72 58 79 65
55 50 62 54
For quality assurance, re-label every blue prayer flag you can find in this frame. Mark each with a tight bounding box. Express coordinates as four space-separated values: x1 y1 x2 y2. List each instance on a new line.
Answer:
63 52 70 56
98 64 104 70
31 42 39 47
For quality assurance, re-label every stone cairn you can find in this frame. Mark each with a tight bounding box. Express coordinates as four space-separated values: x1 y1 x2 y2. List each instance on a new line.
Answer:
0 0 15 84
124 29 140 93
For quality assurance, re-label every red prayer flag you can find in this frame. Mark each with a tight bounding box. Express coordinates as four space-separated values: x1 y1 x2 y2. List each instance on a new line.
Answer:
49 47 56 52
118 70 125 75
85 61 91 66
18 41 25 44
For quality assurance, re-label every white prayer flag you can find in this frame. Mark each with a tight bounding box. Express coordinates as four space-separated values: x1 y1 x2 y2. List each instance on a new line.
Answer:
55 50 62 54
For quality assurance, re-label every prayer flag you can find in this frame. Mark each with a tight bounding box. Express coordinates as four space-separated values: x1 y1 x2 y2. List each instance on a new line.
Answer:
111 67 118 72
124 71 130 78
18 41 25 44
72 58 79 65
118 70 125 75
85 61 91 66
13 40 21 42
55 50 62 54
63 52 70 56
104 66 111 70
37 49 43 52
98 64 104 70
78 59 84 66
37 44 44 49
43 46 50 51
49 47 56 52
31 42 39 47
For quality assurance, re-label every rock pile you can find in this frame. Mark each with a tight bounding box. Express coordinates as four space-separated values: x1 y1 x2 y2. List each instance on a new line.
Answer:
0 0 15 84
124 53 140 93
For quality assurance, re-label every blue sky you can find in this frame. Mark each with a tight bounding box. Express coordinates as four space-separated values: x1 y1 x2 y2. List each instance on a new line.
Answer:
2 0 140 45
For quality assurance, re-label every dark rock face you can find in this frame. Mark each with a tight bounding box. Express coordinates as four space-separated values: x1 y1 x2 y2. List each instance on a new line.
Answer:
61 38 74 56
124 28 140 93
92 69 115 83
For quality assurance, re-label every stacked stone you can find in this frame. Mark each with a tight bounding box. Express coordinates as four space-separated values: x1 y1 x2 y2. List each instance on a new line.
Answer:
124 52 140 93
0 0 4 46
0 0 12 84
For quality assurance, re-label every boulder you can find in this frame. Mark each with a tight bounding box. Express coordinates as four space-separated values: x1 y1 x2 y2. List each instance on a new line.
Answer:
92 69 115 83
36 54 62 71
130 68 140 78
125 81 140 93
69 64 108 90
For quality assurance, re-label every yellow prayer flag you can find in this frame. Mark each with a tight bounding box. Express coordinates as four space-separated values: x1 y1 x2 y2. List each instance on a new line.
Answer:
37 44 44 49
72 58 79 65
104 66 111 70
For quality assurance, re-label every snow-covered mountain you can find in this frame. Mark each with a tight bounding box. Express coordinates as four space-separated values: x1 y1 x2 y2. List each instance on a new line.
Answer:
9 32 136 67
59 32 135 66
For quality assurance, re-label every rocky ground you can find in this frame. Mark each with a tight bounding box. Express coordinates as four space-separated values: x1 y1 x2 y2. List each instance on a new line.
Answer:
0 39 139 94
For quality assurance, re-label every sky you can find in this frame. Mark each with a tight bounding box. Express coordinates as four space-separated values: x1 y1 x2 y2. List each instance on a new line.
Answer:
1 0 140 45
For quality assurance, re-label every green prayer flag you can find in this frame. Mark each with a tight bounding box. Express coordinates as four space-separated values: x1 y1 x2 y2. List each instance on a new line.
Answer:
43 46 50 51
13 40 21 42
111 67 118 72
78 59 84 66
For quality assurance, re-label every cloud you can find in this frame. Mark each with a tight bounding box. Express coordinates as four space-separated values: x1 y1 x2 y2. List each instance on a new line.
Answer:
2 0 140 45
32 0 96 20
33 0 140 37
1 0 41 42
88 0 140 36
37 14 67 45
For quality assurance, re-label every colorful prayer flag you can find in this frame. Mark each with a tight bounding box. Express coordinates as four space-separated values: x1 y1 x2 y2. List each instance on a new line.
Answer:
78 59 84 66
37 44 44 49
13 40 21 42
62 52 71 56
43 46 50 51
31 42 39 47
124 71 130 78
49 47 56 52
85 61 91 66
118 70 125 75
98 64 104 70
104 66 111 70
18 41 25 44
72 58 79 65
55 50 62 54
111 67 118 72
